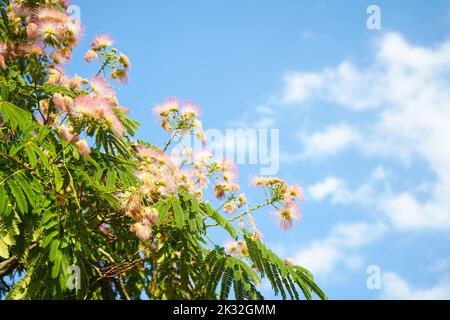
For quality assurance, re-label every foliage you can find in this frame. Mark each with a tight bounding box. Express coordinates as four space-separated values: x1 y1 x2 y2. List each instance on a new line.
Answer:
0 0 327 300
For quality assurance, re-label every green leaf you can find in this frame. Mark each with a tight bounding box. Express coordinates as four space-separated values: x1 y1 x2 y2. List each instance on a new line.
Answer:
28 144 48 167
0 239 9 258
25 145 37 168
49 239 60 262
0 101 32 129
6 179 28 214
0 186 8 215
156 201 170 225
106 169 117 189
14 174 35 207
53 165 64 192
201 203 238 239
51 250 62 279
42 230 59 248
171 196 184 228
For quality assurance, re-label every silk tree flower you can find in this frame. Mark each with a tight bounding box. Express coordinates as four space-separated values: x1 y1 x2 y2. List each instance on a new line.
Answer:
53 92 73 112
75 139 91 157
119 53 131 68
180 101 202 120
0 41 7 68
84 49 99 62
130 223 151 241
91 34 114 50
153 98 180 117
237 193 247 208
277 204 301 231
57 124 76 143
283 258 295 266
110 68 128 83
224 202 236 214
37 20 60 40
36 7 68 23
26 22 38 39
224 241 239 256
91 76 115 97
67 75 86 90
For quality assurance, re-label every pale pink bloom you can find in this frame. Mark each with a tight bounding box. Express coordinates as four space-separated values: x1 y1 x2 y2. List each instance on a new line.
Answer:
72 95 95 117
251 176 269 187
67 75 85 90
84 49 99 62
53 93 73 112
221 159 238 182
47 68 68 86
91 76 114 97
104 112 125 136
29 44 45 55
252 228 263 241
130 223 151 241
223 202 236 214
36 7 67 23
119 53 131 68
110 69 128 83
76 140 91 157
26 23 38 39
141 207 158 226
277 204 301 231
153 98 180 117
181 101 202 119
91 34 114 50
224 241 239 255
283 258 295 266
66 19 82 44
237 193 247 208
58 124 76 143
194 189 203 200
37 20 60 40
287 184 304 202
0 42 7 69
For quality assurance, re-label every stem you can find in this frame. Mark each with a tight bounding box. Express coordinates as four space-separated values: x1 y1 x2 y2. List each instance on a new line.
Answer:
205 201 273 228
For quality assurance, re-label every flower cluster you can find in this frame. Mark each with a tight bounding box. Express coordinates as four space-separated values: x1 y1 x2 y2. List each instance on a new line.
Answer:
153 98 206 143
120 192 159 241
85 34 131 83
252 177 304 230
0 1 82 67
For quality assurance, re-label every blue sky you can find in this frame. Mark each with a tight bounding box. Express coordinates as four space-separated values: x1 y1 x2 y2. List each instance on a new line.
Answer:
70 0 450 299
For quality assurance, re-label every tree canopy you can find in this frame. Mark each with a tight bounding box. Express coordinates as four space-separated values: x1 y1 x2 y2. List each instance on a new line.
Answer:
0 0 326 300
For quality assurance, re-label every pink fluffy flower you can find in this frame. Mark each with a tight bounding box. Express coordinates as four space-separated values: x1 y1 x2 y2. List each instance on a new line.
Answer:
57 124 76 143
119 53 131 68
0 41 7 69
75 140 91 157
84 49 99 62
130 223 151 241
153 98 180 117
26 23 39 39
91 34 114 50
277 204 301 231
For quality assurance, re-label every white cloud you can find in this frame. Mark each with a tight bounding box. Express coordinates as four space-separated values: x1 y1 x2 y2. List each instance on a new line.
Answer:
383 193 450 231
308 177 345 201
281 32 450 231
299 123 359 157
294 222 387 276
308 176 375 205
381 272 450 300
